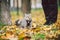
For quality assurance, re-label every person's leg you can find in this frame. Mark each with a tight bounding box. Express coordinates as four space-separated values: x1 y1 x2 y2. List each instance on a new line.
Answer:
42 0 58 25
42 0 50 24
47 0 58 24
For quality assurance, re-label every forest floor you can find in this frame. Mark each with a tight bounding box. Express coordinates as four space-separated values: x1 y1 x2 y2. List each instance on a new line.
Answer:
0 8 60 40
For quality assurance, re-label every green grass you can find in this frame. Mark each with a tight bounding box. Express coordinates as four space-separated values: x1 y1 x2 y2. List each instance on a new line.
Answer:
58 6 60 10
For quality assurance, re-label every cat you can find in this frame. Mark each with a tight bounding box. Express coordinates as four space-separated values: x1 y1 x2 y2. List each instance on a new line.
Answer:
15 14 32 28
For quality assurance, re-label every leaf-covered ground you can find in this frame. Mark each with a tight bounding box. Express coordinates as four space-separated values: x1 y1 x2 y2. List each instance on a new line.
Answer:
0 8 60 40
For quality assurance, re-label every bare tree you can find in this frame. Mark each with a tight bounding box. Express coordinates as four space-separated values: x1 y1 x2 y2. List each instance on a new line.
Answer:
0 0 1 21
34 0 37 9
21 0 31 14
59 0 60 6
0 0 12 25
17 0 19 15
13 0 15 9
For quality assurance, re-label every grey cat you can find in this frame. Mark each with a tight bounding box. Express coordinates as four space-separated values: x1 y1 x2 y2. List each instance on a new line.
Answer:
15 14 32 28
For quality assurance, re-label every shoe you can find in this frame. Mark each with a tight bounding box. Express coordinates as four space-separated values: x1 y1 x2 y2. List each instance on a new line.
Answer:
44 21 55 25
44 21 50 25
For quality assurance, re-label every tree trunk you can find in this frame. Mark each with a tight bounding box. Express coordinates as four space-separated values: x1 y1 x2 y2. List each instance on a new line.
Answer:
0 0 1 20
13 0 15 9
21 0 31 14
59 0 60 6
34 0 37 9
0 0 12 25
17 0 19 15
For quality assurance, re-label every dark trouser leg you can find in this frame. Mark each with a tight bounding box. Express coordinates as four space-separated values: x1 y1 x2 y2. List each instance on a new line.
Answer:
42 0 58 25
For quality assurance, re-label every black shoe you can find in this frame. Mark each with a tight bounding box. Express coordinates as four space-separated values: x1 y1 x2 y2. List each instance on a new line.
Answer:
44 21 55 25
44 21 50 25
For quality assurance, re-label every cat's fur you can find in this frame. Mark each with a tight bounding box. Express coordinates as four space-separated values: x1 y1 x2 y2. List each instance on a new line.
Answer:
15 14 32 28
